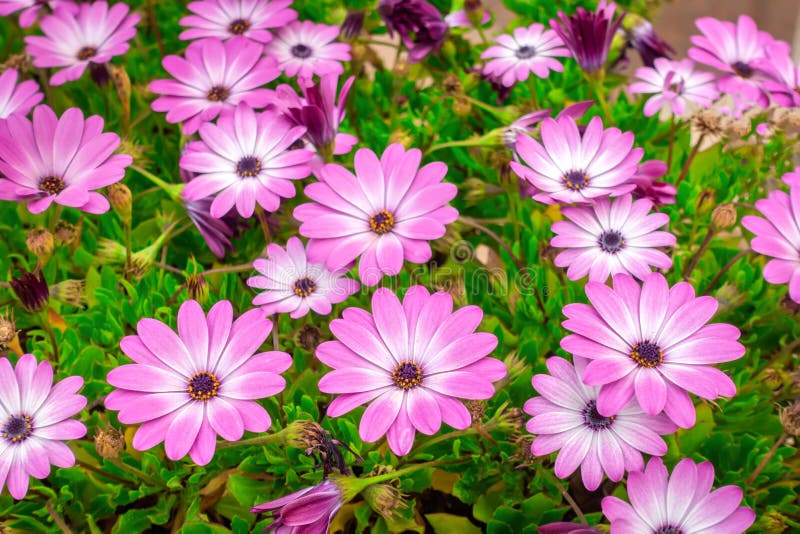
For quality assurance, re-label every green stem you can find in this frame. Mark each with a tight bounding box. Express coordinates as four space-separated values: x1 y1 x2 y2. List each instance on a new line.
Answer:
746 432 788 486
426 136 491 155
360 459 468 488
39 311 59 363
701 249 749 295
676 138 702 186
588 72 612 123
201 262 254 277
541 468 588 525
46 501 72 534
682 228 715 280
667 117 676 169
217 430 286 450
108 457 162 488
130 165 181 201
529 77 540 109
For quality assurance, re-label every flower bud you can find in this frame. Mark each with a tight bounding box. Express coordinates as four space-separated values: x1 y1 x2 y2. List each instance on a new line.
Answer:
54 221 79 246
108 183 132 224
695 189 716 215
452 96 471 116
465 400 485 424
296 324 323 352
26 228 54 260
10 269 49 313
362 483 406 520
779 400 800 436
710 203 737 231
96 238 127 265
50 280 85 307
388 128 414 149
758 510 788 534
0 310 16 346
94 427 125 459
340 11 365 40
185 274 208 304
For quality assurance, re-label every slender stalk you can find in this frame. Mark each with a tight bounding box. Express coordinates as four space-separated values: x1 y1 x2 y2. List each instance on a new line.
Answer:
362 459 468 487
676 138 702 186
543 469 588 525
667 117 677 168
130 165 180 200
124 223 132 272
46 501 72 534
108 457 162 487
201 262 254 277
459 216 525 270
528 77 539 109
75 460 131 486
589 73 612 123
272 313 280 351
426 136 488 155
39 312 60 362
147 0 166 56
255 207 272 245
154 262 184 275
702 250 749 295
682 227 715 280
410 427 480 455
746 432 787 486
217 431 285 449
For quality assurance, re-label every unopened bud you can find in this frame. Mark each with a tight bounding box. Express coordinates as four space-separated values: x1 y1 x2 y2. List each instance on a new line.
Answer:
465 400 485 424
185 274 208 304
54 221 79 246
452 96 471 116
695 189 716 215
50 280 85 307
340 11 364 40
26 228 54 260
94 427 125 459
779 400 800 436
758 510 788 534
297 324 323 352
362 483 406 520
443 74 462 95
388 128 414 148
10 269 49 313
108 183 132 223
0 310 16 346
710 203 737 231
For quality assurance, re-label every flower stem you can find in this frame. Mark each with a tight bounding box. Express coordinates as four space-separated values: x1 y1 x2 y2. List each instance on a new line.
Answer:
588 72 612 123
255 206 272 245
130 165 181 201
108 457 162 487
541 468 588 525
667 117 677 169
361 459 469 487
701 249 750 295
529 77 540 109
46 501 72 534
39 311 59 362
682 227 715 280
201 262 254 277
676 138 702 186
746 432 787 486
217 430 286 450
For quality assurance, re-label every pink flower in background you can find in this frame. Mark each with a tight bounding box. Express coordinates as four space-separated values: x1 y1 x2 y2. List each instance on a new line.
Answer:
481 23 569 87
503 100 592 154
0 354 86 500
0 105 132 214
251 479 343 532
0 69 42 119
757 42 800 107
318 287 505 456
150 38 278 134
630 160 676 206
561 273 745 428
602 457 755 534
379 0 448 63
25 1 139 86
551 195 675 282
539 524 600 534
550 0 621 73
263 20 351 81
782 167 800 187
526 357 675 491
511 115 642 205
106 300 291 465
629 58 718 118
179 0 297 44
294 144 457 286
248 237 360 318
180 103 313 218
444 9 490 29
0 0 76 28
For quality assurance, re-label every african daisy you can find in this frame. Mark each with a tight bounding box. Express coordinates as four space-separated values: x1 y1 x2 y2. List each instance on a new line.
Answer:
251 479 343 532
550 0 621 73
179 0 297 44
263 20 351 81
481 23 569 87
0 0 75 28
629 58 719 118
0 69 42 119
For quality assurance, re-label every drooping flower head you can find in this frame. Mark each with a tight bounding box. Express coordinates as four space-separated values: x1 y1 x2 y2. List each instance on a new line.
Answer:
294 144 458 286
630 159 676 206
24 2 140 86
378 0 448 63
150 38 279 134
551 195 675 282
550 0 622 73
0 0 76 28
317 287 506 456
629 58 719 119
0 69 43 119
602 457 755 533
105 300 292 465
621 15 675 68
480 23 569 87
0 105 132 214
179 0 297 44
0 354 86 499
526 357 675 491
180 103 313 218
510 115 642 205
561 272 745 428
248 236 360 318
263 20 351 81
251 479 343 533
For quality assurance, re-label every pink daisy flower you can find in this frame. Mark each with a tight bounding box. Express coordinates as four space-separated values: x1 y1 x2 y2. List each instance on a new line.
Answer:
150 38 279 135
263 20 351 81
510 115 643 205
24 1 140 86
481 23 569 87
251 479 343 531
317 286 506 456
526 357 675 491
0 354 86 500
602 457 755 534
0 105 132 214
757 41 800 107
0 69 43 119
0 0 76 29
294 144 458 286
247 236 360 318
782 167 800 187
742 184 800 303
630 160 676 206
561 272 745 428
551 194 675 282
629 58 719 118
105 299 292 465
179 0 297 44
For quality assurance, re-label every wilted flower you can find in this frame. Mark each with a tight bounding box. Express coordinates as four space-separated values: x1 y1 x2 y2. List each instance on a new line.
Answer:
0 68 42 119
779 400 800 436
251 479 343 533
621 15 675 67
10 269 49 313
0 310 16 345
94 427 125 459
629 58 719 118
362 482 406 520
26 228 54 260
263 20 351 80
179 0 297 44
297 324 323 352
481 23 568 87
378 0 449 63
185 274 209 303
550 0 622 74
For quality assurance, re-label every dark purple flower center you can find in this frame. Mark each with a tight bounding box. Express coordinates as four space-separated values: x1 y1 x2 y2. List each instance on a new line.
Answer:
293 277 317 297
291 44 313 59
655 526 684 534
731 61 753 78
289 138 307 150
515 45 536 59
39 175 66 195
77 46 97 60
207 85 230 102
582 400 614 431
369 210 395 234
562 170 589 190
235 156 262 178
630 341 663 368
228 18 251 35
392 361 423 390
188 371 220 401
598 230 625 253
2 413 33 443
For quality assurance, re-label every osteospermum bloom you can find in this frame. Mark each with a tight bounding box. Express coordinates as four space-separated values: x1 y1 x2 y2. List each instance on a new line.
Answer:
251 479 343 532
0 105 132 214
105 299 291 465
630 160 676 206
481 23 568 87
247 236 360 318
550 0 622 73
602 457 755 533
526 357 675 491
551 195 675 282
0 354 86 500
294 144 458 286
179 0 297 44
0 69 42 119
757 42 800 107
0 0 75 28
150 38 279 134
317 286 506 456
180 103 313 218
263 20 351 80
379 0 448 63
24 2 140 86
561 272 745 428
622 15 674 68
629 58 719 118
511 115 642 205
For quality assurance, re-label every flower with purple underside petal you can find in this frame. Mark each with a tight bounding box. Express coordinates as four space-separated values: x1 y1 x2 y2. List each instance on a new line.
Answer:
248 236 360 319
0 0 75 28
510 115 642 205
561 272 745 428
378 0 448 63
623 17 675 68
602 457 755 534
527 356 676 491
105 299 291 465
629 58 719 118
551 195 675 282
0 105 132 214
757 42 800 107
294 144 458 286
317 286 506 456
481 23 568 87
24 1 139 86
150 38 279 135
9 269 49 313
263 20 351 81
180 103 313 219
251 479 343 533
0 353 86 500
0 69 42 119
539 523 600 534
179 0 297 44
550 0 622 73
630 160 676 206
504 101 593 154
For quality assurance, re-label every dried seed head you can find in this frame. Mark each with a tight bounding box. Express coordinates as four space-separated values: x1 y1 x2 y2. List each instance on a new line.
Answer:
710 203 737 231
0 310 16 346
362 483 407 520
443 73 463 95
185 274 209 304
297 324 323 352
54 221 79 246
465 400 485 424
26 228 54 259
779 400 800 436
94 427 125 459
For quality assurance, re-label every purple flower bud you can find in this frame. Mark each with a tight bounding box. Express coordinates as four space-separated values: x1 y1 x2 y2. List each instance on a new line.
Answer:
378 0 449 63
550 0 623 73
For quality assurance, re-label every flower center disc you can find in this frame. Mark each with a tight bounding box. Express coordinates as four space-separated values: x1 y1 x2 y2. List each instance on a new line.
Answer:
188 371 220 401
235 156 262 178
77 46 97 60
39 175 66 195
207 85 230 102
582 400 614 431
515 45 536 59
731 61 753 78
655 526 684 534
291 44 313 59
2 413 33 443
369 210 395 234
228 18 251 35
630 341 663 368
392 361 423 390
293 277 317 297
562 170 589 190
598 230 625 254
